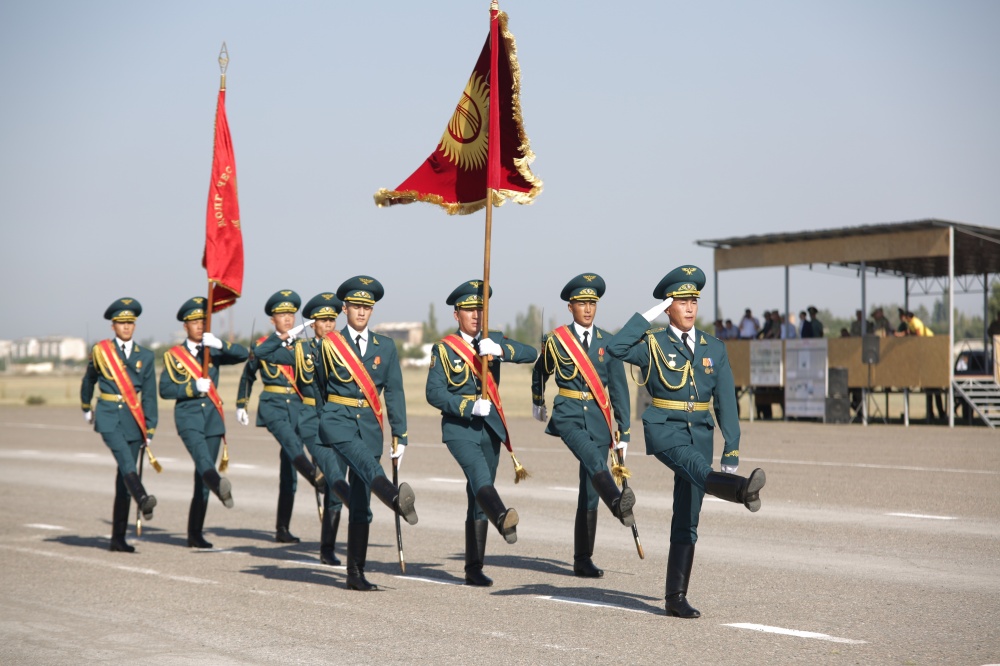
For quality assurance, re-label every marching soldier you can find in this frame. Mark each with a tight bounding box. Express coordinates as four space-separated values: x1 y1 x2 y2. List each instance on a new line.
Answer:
236 290 325 544
531 274 635 578
80 298 158 552
159 297 249 549
425 280 538 586
255 291 352 566
607 266 766 618
309 276 415 590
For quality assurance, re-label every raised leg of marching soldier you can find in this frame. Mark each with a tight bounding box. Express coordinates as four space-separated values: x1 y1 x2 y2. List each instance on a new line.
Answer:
307 438 350 566
446 428 517 586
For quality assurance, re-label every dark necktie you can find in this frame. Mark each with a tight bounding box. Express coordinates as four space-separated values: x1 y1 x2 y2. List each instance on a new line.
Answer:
472 337 481 354
682 332 691 355
120 343 127 359
194 345 203 359
582 331 590 352
355 334 363 355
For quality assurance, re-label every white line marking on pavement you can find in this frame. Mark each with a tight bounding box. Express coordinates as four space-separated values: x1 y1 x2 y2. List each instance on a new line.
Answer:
886 512 957 520
537 595 649 613
74 452 100 458
398 576 463 586
549 487 577 493
3 423 89 432
25 523 67 531
427 477 466 484
747 457 996 475
725 623 866 644
228 463 258 470
1 545 218 585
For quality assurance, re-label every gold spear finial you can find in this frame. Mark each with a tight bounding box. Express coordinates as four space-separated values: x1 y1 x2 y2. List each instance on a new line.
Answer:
218 42 229 90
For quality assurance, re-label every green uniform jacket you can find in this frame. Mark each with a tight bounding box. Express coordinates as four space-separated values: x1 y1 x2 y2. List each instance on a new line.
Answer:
426 330 537 443
81 341 158 441
253 333 325 442
531 325 630 444
606 313 740 467
236 336 304 427
315 327 407 453
158 342 249 437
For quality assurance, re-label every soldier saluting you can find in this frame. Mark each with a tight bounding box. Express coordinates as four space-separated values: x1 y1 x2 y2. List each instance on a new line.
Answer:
81 298 158 553
236 290 325 544
425 280 537 586
254 291 352 567
159 297 249 549
531 274 635 578
607 265 766 619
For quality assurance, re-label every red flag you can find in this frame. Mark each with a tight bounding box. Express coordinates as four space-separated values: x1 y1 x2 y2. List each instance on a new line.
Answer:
202 85 243 312
374 7 542 215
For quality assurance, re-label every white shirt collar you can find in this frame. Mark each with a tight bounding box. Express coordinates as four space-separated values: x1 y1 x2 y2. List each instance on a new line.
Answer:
572 322 594 340
115 337 134 356
346 325 369 342
670 324 695 350
459 330 480 345
187 339 201 354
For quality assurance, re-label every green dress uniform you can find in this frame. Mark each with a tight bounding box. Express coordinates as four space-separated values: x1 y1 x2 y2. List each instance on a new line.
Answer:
254 291 352 566
158 297 249 549
313 276 416 591
425 280 538 586
80 298 158 552
530 274 635 578
236 290 324 544
606 265 765 619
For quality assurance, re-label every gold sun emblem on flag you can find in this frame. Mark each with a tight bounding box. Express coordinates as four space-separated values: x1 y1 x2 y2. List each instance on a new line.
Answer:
440 72 489 172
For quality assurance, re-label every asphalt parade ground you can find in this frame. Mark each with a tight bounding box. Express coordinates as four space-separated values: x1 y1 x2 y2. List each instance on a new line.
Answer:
1 406 998 665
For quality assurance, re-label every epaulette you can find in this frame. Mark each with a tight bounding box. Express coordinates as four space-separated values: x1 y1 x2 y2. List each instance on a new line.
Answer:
646 327 666 334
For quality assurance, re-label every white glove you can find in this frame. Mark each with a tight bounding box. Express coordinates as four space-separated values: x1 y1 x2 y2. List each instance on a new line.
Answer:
642 298 673 322
477 338 503 358
83 411 93 424
391 443 406 472
236 408 250 426
286 319 313 340
195 377 213 394
615 439 628 459
144 438 152 447
532 404 547 422
721 464 738 474
202 331 224 349
472 399 492 417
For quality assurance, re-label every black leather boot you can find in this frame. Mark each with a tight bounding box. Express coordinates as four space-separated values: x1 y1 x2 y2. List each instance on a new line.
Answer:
275 487 300 543
464 520 493 586
109 474 134 553
320 508 342 566
345 522 376 591
203 469 234 508
370 475 417 525
187 496 213 549
475 485 518 544
123 471 156 521
665 543 700 618
591 470 635 527
330 479 351 506
705 468 766 512
573 509 603 578
293 453 324 489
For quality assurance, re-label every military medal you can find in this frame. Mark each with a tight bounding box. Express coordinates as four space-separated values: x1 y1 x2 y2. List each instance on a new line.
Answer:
703 357 713 374
598 347 605 363
136 360 142 369
668 353 677 368
373 356 381 369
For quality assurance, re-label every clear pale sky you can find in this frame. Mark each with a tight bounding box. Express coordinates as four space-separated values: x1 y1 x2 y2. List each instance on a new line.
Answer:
2 0 998 343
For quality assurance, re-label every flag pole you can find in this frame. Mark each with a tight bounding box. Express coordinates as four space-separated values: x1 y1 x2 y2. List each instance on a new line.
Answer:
209 43 229 471
480 1 499 383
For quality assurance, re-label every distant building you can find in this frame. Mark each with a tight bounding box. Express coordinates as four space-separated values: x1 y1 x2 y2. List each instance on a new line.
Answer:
372 322 423 348
8 336 88 363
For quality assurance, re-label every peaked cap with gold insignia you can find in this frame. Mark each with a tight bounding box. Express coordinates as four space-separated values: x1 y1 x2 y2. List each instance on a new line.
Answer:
104 297 142 322
337 275 384 306
265 289 301 316
176 296 208 322
653 265 706 300
446 279 493 310
304 292 343 320
560 273 605 302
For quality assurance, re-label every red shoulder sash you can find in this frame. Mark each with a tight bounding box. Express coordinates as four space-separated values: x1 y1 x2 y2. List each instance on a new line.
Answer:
323 331 384 431
94 340 148 438
441 334 515 451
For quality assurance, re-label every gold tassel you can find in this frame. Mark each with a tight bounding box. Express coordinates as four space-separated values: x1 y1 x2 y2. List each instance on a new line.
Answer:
511 452 530 484
145 444 163 473
611 463 631 486
219 440 229 472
